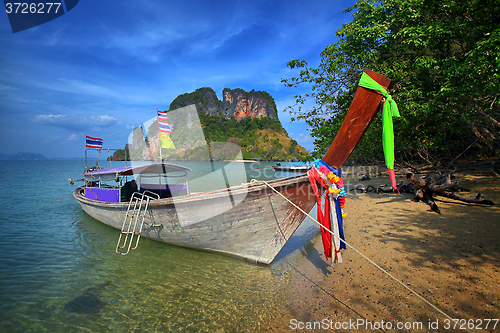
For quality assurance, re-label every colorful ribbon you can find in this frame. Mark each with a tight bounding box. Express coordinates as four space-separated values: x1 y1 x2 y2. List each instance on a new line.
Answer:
358 72 401 191
307 167 333 260
308 161 346 261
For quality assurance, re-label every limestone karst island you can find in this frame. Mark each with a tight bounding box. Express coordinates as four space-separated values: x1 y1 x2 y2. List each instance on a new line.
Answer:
113 87 310 162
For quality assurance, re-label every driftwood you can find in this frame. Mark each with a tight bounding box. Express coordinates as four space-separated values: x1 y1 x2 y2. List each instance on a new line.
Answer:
352 171 495 214
405 172 495 213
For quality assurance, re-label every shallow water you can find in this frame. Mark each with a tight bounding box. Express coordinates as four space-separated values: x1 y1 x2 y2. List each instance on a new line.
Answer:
0 160 318 332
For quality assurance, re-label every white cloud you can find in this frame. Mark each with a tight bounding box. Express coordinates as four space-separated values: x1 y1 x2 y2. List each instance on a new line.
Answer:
53 78 120 99
34 114 118 131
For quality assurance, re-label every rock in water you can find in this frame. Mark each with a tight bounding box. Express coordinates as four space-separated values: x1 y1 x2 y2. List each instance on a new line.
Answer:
64 283 108 313
64 294 106 313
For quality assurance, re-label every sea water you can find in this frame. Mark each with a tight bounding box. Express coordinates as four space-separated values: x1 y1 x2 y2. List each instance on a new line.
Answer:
0 160 318 332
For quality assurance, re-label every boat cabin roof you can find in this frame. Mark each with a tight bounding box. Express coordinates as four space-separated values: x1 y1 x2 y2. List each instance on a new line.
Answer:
83 163 191 177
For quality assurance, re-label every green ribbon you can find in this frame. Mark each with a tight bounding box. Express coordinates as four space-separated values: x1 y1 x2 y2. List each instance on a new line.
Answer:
358 72 400 169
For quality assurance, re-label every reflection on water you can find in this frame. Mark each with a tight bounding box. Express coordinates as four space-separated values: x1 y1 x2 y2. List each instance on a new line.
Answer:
0 160 318 332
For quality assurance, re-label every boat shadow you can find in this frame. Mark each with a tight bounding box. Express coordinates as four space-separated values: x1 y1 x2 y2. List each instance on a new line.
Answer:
298 240 332 276
273 209 332 276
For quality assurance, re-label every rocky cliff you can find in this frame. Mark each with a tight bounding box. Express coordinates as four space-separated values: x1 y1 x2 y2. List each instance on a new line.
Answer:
169 87 278 120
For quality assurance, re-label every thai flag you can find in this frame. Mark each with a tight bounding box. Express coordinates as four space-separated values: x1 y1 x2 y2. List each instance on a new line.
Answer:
86 136 103 149
157 110 168 121
158 110 172 134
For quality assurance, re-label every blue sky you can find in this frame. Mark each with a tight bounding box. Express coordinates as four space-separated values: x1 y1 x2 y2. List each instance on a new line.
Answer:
0 0 356 158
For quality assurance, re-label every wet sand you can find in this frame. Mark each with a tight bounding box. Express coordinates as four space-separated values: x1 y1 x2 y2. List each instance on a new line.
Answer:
278 168 500 332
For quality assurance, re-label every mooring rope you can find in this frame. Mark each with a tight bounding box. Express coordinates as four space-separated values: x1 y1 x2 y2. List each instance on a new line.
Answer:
267 190 387 332
262 180 454 322
54 192 73 201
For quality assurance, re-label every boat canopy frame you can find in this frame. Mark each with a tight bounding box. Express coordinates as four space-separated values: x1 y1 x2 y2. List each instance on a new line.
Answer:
83 162 192 203
84 148 127 173
83 144 191 203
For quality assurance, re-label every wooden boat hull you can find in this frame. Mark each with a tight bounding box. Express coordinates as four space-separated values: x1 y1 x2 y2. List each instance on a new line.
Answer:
73 175 316 264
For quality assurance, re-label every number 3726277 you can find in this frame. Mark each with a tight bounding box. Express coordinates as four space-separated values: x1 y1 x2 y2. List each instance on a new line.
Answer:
5 3 62 14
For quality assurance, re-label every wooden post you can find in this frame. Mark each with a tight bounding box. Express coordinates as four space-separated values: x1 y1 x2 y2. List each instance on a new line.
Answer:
322 69 393 170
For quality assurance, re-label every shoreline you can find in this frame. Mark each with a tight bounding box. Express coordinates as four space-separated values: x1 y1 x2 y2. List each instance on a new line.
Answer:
274 169 499 331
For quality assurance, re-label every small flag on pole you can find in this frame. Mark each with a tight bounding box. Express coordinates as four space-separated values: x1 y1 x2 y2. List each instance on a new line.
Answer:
86 136 103 149
157 110 175 149
158 110 172 133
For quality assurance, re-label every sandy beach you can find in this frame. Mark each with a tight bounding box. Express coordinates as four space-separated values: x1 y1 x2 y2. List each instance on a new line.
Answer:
276 166 499 332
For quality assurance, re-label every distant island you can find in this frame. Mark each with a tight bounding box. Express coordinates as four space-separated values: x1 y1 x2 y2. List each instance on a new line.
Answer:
113 87 310 162
0 152 48 160
0 153 85 160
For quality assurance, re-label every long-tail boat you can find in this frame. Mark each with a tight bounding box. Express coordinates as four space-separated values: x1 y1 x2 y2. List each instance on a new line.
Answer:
73 69 392 264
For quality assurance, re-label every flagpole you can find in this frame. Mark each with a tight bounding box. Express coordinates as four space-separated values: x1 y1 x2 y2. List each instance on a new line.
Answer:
158 108 163 163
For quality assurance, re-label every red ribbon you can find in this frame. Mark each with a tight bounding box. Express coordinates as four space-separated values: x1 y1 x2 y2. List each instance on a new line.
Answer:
307 167 332 260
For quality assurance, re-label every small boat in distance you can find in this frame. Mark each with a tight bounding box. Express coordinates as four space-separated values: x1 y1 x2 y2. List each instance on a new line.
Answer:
73 69 392 264
273 162 311 173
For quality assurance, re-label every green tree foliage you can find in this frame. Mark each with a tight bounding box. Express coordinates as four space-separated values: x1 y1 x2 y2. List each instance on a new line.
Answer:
110 147 130 161
120 112 309 161
283 0 499 163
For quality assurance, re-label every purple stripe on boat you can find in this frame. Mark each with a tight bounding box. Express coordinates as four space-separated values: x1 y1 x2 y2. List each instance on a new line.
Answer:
84 187 120 203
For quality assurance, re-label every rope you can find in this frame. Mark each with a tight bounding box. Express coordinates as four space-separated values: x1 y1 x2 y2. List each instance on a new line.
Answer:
279 257 387 332
262 180 454 321
54 192 73 201
241 179 259 186
267 188 386 331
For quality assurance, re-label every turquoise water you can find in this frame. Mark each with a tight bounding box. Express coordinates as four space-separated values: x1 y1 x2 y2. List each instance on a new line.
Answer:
0 160 318 332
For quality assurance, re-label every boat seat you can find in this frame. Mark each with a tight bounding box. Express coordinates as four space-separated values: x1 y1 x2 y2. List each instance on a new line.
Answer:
121 180 138 202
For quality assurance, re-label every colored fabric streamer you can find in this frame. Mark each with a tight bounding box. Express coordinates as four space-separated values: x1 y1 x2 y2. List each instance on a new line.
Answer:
308 162 347 261
358 72 401 191
307 167 332 260
334 199 346 249
313 159 341 177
